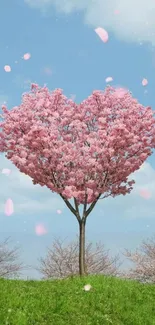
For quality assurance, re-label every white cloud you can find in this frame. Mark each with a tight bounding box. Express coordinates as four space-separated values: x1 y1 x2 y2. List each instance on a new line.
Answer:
97 160 155 220
24 0 155 45
0 154 65 215
122 162 155 219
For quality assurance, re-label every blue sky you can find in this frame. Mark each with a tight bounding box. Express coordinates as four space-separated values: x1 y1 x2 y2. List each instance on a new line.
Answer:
0 0 155 279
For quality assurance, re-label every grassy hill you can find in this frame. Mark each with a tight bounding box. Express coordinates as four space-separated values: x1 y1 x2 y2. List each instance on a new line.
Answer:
0 274 155 325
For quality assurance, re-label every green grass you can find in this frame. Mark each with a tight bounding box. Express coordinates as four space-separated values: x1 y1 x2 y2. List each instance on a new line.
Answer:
0 275 155 325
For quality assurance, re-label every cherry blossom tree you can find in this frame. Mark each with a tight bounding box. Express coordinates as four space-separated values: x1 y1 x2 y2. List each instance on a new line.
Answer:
36 235 122 279
0 237 24 279
119 235 155 284
0 84 155 276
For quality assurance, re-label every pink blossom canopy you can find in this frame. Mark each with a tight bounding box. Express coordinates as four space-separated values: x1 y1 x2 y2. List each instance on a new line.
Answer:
0 84 155 204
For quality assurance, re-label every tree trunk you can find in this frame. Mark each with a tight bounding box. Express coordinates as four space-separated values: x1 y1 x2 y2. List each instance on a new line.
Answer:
79 220 86 276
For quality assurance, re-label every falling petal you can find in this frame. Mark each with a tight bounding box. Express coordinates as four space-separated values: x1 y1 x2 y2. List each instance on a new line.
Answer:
114 87 128 98
23 53 31 60
142 78 148 86
57 209 62 214
114 10 120 15
95 27 109 43
35 223 47 236
43 67 52 75
2 168 11 175
4 65 11 72
139 189 151 199
5 199 14 216
70 94 76 101
83 284 92 291
105 77 113 83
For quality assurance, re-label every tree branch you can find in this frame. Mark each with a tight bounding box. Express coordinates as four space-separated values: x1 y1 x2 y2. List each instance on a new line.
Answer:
51 172 81 223
59 194 81 222
82 192 88 221
84 172 109 219
74 198 81 222
85 193 102 219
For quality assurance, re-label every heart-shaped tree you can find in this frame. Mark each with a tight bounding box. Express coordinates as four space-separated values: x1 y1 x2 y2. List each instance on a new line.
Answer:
0 84 155 276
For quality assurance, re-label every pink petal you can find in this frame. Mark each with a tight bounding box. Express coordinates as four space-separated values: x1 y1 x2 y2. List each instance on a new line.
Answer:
23 53 31 60
83 284 92 291
35 223 47 236
57 209 62 214
105 77 113 83
114 10 120 15
114 87 128 98
70 94 76 101
5 199 14 216
2 168 11 175
139 189 151 199
142 78 148 86
95 27 109 43
43 67 52 75
4 65 11 72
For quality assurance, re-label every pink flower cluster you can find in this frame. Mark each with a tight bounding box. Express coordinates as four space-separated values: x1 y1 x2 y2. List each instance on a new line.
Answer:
0 84 155 204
